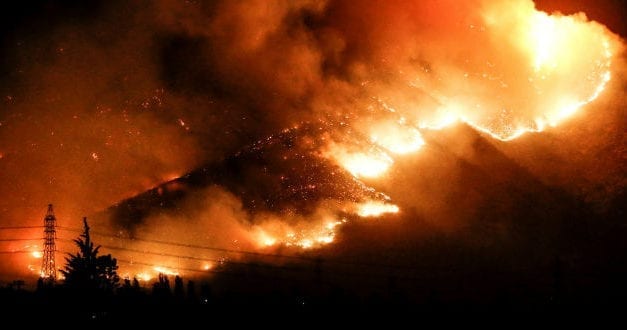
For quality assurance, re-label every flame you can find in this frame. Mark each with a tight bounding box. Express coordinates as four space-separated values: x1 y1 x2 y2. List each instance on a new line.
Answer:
370 121 425 154
253 216 343 249
307 2 616 255
529 13 559 71
468 1 615 140
252 199 404 249
31 251 42 259
153 266 179 276
355 201 400 217
256 230 278 247
418 108 460 131
136 272 152 282
326 142 393 178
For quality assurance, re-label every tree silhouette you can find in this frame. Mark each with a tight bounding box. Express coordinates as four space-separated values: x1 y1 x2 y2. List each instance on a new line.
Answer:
60 217 119 292
174 275 185 301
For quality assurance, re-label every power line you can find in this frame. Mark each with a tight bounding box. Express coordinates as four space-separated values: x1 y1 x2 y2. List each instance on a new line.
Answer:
56 227 425 271
0 226 43 230
56 237 310 273
59 239 423 283
56 238 214 262
57 226 316 262
0 251 38 254
114 258 323 284
0 238 42 241
6 226 424 272
116 259 218 275
0 246 425 285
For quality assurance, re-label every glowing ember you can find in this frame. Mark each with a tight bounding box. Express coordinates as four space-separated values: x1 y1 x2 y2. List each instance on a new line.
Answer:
325 220 343 230
253 216 342 250
356 201 400 217
31 251 42 258
202 263 212 271
290 224 337 248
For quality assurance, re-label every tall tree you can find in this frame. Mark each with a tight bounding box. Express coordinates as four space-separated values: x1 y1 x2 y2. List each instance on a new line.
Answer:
60 217 119 292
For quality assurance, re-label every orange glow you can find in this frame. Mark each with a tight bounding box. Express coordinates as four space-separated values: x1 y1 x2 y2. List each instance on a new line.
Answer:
326 142 393 178
418 106 460 131
370 121 425 154
164 172 181 182
256 230 278 247
529 13 559 71
2 1 620 282
341 151 391 178
467 0 615 140
253 217 342 249
297 239 314 249
136 273 152 282
153 266 179 276
355 201 400 217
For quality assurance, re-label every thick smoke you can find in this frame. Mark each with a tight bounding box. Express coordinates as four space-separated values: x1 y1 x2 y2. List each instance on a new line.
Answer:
0 0 624 282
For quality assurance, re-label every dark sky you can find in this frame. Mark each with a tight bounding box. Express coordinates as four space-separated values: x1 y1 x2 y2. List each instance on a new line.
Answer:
534 0 625 37
0 0 624 293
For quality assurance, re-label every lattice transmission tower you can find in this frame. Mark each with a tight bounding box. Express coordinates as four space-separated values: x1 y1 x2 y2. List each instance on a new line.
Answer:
41 204 57 281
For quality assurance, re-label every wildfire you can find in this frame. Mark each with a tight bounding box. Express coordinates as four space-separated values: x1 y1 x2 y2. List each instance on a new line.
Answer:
136 273 152 282
153 266 179 276
7 1 618 282
308 1 617 256
369 121 425 154
256 230 278 247
108 1 619 267
355 201 400 217
326 142 393 178
253 216 344 250
468 0 615 141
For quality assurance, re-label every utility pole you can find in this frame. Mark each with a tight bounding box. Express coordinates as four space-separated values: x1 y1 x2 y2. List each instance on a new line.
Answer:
41 204 57 282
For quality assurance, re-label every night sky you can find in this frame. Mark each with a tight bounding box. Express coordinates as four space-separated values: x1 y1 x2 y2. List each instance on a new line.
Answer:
0 0 625 303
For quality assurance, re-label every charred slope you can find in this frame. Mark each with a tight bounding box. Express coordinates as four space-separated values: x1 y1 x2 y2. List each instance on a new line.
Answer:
105 122 381 230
